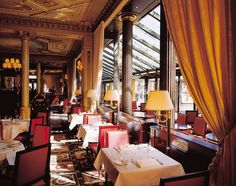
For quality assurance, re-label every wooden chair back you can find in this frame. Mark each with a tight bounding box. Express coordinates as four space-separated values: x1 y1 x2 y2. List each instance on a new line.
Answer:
159 170 210 186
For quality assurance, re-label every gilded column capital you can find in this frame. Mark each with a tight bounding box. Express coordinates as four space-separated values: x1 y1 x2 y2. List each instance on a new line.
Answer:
18 31 30 40
118 12 137 22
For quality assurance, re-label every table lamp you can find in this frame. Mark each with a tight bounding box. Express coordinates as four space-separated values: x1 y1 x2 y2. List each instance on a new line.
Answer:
145 90 174 151
104 89 119 109
145 90 174 123
104 89 120 124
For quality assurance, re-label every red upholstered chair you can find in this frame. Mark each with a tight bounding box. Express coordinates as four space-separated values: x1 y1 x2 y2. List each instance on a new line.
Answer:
71 105 84 114
175 113 187 125
63 99 71 106
159 170 210 186
14 117 44 146
83 114 99 124
88 115 102 124
32 125 51 147
192 117 207 137
89 125 120 154
186 110 198 125
132 101 137 110
146 110 155 116
140 103 146 111
105 129 129 148
29 117 44 137
13 144 51 186
83 114 102 124
37 111 48 125
0 144 51 186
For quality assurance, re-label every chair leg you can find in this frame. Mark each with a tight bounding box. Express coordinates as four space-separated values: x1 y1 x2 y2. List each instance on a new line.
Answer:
105 173 108 186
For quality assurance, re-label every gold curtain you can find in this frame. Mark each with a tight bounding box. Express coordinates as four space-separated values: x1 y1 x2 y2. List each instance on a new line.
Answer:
92 21 105 109
163 0 236 185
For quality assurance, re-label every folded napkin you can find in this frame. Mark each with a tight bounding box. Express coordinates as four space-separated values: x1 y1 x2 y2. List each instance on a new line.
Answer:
136 159 161 168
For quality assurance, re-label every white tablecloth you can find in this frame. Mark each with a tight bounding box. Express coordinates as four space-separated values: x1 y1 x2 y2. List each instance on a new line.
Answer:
0 140 25 168
94 144 185 186
1 119 30 140
69 113 85 130
77 123 112 148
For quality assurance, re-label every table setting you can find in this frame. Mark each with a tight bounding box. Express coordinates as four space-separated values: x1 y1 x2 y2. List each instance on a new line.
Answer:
1 118 30 140
0 139 25 170
94 144 185 186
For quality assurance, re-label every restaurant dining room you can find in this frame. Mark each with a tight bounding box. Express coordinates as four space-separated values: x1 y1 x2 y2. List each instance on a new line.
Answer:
0 0 235 186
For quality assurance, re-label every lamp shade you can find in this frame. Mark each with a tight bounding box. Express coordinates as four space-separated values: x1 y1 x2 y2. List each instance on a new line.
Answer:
87 89 97 99
104 89 119 101
75 89 81 95
145 90 174 111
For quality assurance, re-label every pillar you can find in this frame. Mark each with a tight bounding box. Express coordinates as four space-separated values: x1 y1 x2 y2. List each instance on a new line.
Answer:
132 79 136 101
121 12 136 114
81 34 93 111
159 3 176 151
20 31 30 119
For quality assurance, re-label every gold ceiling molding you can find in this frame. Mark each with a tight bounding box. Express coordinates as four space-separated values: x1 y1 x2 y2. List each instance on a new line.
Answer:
118 12 137 22
0 13 91 32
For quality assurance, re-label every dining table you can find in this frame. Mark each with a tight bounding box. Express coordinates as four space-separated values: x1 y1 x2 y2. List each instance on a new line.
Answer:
94 144 185 186
173 123 192 130
0 140 25 170
206 133 219 143
76 122 113 148
1 119 30 140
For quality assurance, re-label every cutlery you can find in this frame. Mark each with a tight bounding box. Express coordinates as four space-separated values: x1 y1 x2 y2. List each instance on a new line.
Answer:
131 159 140 168
113 147 120 153
156 158 163 165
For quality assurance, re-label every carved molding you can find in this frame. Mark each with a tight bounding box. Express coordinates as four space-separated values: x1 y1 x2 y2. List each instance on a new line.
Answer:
118 12 137 22
93 0 122 31
0 13 91 32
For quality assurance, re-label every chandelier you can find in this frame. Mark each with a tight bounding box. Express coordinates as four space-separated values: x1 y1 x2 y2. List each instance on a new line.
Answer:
2 58 22 70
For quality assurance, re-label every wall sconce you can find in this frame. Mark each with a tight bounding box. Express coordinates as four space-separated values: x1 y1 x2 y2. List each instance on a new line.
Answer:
145 90 174 123
75 89 81 95
87 89 97 113
2 58 22 70
77 59 83 71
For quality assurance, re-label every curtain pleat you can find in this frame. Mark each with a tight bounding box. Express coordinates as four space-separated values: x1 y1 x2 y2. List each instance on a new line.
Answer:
163 0 236 185
92 21 105 110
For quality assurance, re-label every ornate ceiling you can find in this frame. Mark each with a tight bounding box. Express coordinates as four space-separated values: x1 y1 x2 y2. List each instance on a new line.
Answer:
0 0 118 70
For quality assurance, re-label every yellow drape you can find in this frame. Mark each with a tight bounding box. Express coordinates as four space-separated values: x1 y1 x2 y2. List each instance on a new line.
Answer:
163 0 236 185
93 21 105 109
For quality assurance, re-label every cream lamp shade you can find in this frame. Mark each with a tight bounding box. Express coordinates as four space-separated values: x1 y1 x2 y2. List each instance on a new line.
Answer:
145 90 174 111
104 89 119 101
75 89 81 95
87 89 97 99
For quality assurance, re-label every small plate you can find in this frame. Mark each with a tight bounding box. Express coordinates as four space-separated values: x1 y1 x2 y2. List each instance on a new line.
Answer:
114 159 128 166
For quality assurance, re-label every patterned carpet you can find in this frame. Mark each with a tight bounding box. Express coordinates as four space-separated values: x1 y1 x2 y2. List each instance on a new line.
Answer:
49 113 106 186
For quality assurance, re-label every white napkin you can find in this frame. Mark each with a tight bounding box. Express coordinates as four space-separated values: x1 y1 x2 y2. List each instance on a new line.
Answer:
6 151 16 165
136 159 161 168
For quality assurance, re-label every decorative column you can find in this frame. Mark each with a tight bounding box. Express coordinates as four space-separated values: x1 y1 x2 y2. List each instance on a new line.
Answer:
36 63 41 94
20 31 30 119
121 12 136 114
159 4 176 152
132 79 136 101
